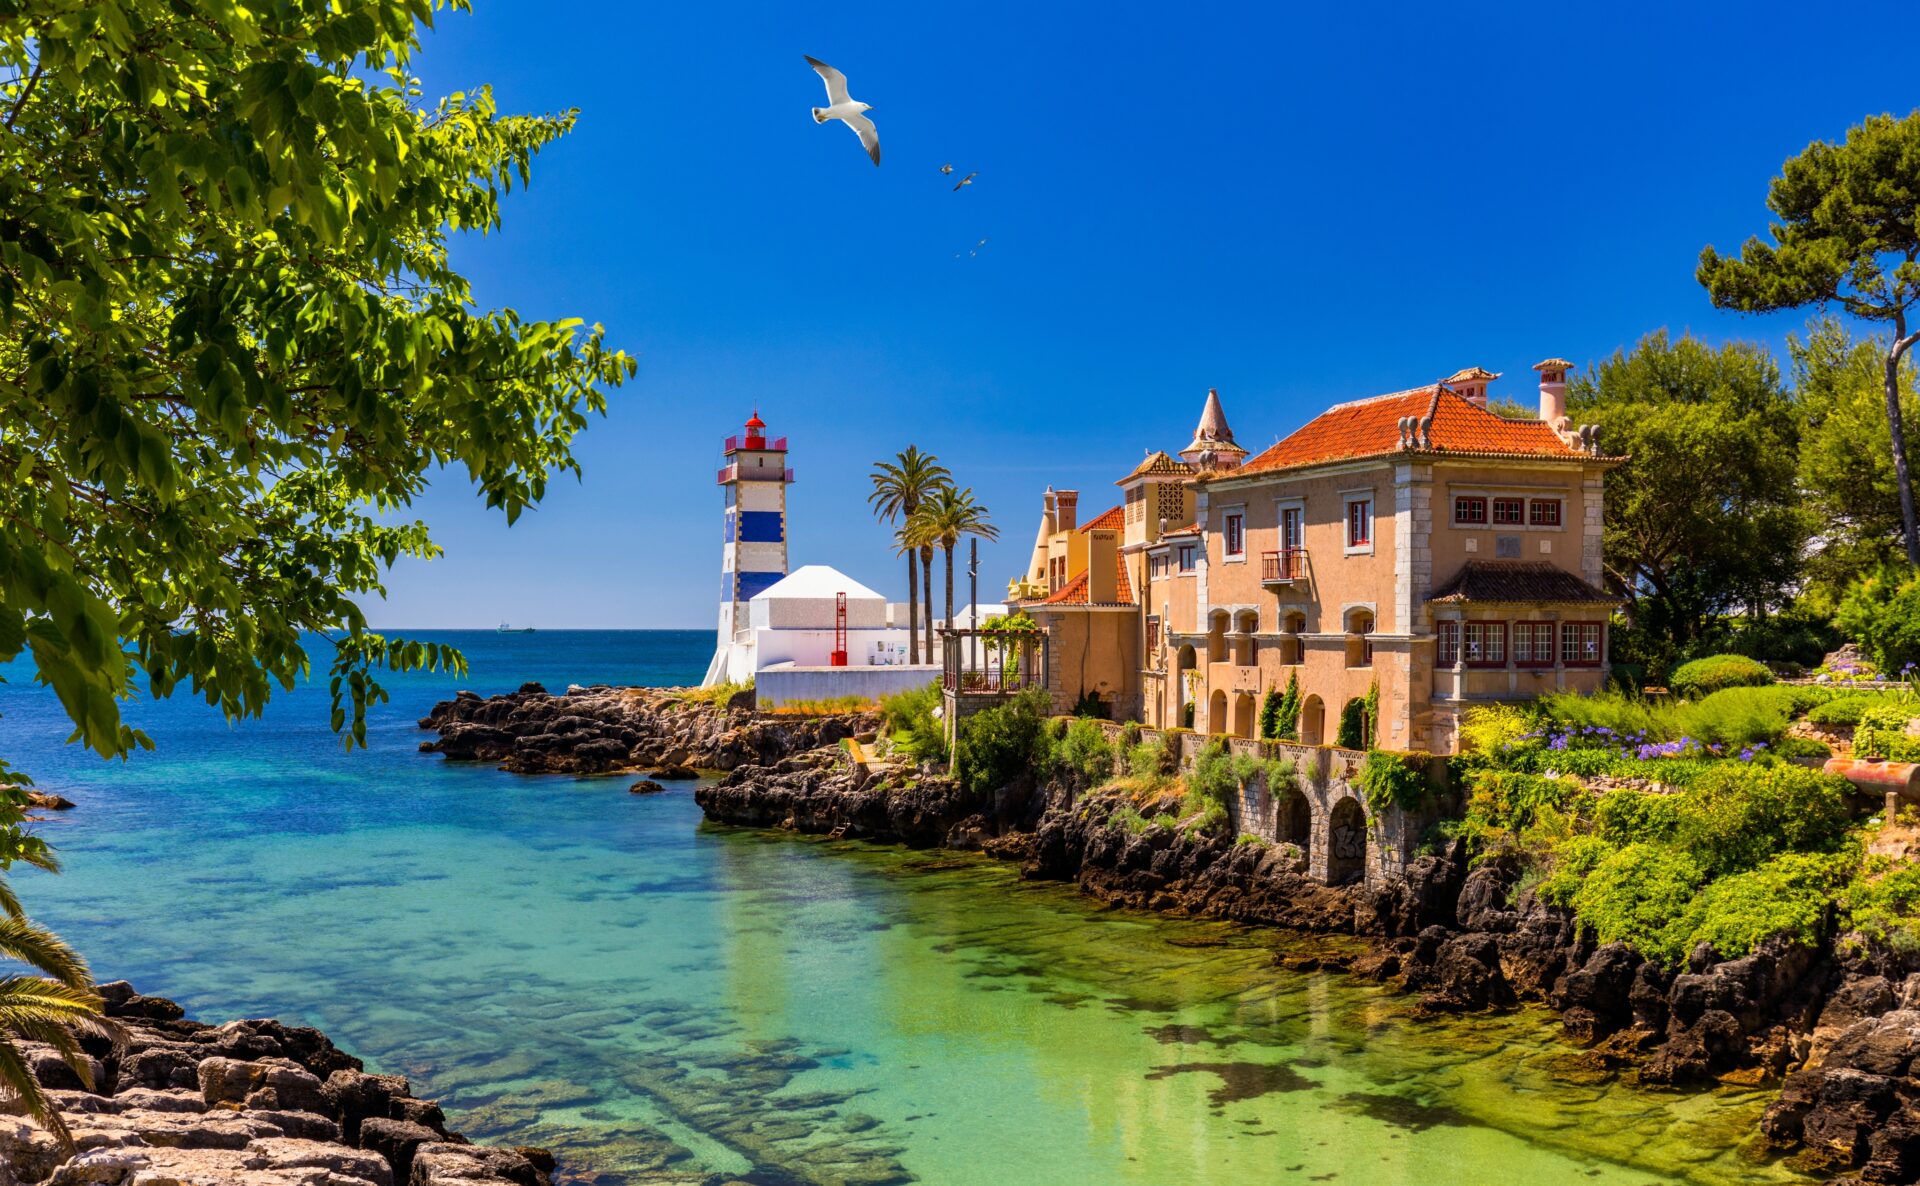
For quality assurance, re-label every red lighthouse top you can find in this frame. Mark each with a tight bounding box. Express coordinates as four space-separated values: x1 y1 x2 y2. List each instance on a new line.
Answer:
722 410 787 457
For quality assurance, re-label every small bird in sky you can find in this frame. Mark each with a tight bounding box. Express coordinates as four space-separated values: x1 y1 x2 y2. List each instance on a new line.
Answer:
954 237 988 259
939 163 954 175
804 55 879 166
952 171 978 192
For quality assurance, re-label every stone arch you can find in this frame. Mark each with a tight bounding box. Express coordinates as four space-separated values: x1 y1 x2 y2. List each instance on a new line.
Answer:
1206 610 1229 664
1273 783 1311 850
1300 695 1325 746
1231 609 1259 665
1281 612 1306 665
1208 689 1229 735
1325 796 1368 885
1174 643 1198 728
1232 691 1256 739
1345 607 1375 668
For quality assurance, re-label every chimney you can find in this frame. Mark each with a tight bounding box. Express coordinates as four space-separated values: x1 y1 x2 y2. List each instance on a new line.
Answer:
1444 367 1499 409
1534 358 1572 426
1055 490 1079 533
1086 530 1117 604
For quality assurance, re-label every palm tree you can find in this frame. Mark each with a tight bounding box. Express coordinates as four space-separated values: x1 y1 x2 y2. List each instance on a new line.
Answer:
0 785 113 1151
914 487 1000 640
868 448 951 663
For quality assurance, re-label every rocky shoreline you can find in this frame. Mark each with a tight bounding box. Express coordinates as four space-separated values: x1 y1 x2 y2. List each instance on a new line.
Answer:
417 684 871 776
4 981 553 1186
421 685 1920 1182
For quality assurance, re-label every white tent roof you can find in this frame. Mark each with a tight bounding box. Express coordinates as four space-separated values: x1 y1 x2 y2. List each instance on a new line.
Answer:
751 564 885 603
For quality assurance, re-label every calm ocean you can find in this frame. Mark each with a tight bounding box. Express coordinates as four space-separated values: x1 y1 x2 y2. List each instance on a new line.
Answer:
0 630 1806 1185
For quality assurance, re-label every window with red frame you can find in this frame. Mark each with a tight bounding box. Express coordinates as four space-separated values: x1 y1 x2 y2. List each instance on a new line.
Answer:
1453 496 1487 525
1562 621 1602 665
1514 621 1555 666
1464 621 1506 665
1347 498 1373 547
1146 615 1161 654
1530 498 1563 527
1223 511 1245 557
1437 620 1460 665
1492 497 1525 526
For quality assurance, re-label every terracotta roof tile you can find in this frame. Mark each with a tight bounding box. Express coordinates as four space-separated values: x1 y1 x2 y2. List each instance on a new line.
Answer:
1036 551 1135 606
1079 505 1125 533
1238 387 1595 476
1119 451 1195 482
1427 561 1617 605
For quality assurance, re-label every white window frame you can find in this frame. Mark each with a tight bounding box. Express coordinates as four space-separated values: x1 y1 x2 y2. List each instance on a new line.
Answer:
1220 506 1247 562
1343 496 1374 555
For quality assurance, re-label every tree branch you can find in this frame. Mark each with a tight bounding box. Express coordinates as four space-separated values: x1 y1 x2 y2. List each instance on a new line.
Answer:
4 59 42 131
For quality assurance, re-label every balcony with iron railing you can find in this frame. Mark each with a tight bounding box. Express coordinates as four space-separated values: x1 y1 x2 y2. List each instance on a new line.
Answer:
717 463 797 484
723 434 788 454
1260 548 1308 585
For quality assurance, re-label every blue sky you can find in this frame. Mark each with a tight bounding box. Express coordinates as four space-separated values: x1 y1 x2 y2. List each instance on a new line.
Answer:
376 0 1919 629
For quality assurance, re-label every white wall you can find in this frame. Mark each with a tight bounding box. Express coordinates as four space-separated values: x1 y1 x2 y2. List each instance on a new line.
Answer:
757 663 941 708
753 626 916 669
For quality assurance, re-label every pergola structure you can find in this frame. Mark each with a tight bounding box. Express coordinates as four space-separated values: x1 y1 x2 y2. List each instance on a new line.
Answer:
938 626 1049 744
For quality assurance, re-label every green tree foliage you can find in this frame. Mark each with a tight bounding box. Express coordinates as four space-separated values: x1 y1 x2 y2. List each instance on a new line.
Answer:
1569 843 1706 967
1357 750 1432 814
952 688 1052 797
878 681 945 761
908 485 997 641
1836 566 1920 677
1567 333 1805 663
1057 717 1115 785
1335 685 1376 749
0 0 634 758
1789 319 1920 596
869 447 951 665
1700 111 1920 566
1668 654 1774 699
1260 671 1301 741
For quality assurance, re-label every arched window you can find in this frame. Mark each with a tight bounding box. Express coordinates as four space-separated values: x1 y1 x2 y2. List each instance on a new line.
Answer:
1345 609 1375 668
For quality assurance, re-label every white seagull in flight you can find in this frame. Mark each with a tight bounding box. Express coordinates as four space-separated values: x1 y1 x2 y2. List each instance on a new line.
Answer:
804 55 879 166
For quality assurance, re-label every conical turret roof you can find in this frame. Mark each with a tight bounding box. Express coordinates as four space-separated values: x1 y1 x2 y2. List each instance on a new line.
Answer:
1181 388 1246 466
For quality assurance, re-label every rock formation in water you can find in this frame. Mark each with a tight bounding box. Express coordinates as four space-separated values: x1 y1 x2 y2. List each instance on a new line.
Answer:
417 683 874 775
4 981 553 1186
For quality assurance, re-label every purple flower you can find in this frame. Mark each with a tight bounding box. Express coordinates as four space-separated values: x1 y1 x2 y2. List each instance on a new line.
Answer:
1549 735 1569 751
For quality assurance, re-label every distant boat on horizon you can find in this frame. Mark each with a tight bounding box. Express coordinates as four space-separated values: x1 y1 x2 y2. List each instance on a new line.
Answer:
496 622 536 634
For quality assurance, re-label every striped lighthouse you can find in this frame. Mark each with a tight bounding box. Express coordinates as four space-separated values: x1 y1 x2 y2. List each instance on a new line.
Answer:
701 411 793 687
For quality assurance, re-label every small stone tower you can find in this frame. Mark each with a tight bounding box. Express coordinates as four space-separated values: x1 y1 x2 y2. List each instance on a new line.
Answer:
702 412 793 687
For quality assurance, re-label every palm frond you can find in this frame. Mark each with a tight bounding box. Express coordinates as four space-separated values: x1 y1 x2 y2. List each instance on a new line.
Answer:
0 1035 73 1152
0 875 23 922
0 917 93 990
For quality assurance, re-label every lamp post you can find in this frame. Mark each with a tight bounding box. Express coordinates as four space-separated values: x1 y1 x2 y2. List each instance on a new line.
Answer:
968 537 979 675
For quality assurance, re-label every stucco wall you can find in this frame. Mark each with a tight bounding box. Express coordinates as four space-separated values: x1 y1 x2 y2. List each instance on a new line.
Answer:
756 664 939 707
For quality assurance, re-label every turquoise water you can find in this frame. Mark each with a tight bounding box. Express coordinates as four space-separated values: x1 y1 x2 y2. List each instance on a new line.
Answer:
0 632 1811 1185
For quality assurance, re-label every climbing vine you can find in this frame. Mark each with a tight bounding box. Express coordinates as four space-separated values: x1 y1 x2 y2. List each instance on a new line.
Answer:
1261 672 1302 741
1357 749 1433 815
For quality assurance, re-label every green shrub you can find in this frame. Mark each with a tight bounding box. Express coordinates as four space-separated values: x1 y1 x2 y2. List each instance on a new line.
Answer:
1592 789 1682 846
1336 690 1375 749
954 689 1053 797
1836 565 1920 677
1669 654 1774 699
1808 693 1887 727
1457 703 1538 767
1772 735 1833 760
1358 750 1432 814
1856 703 1920 762
1680 851 1851 958
1668 763 1853 878
879 680 946 761
1058 717 1116 784
1126 742 1168 781
1843 859 1920 949
1464 771 1583 843
1183 740 1237 829
1235 832 1268 846
1262 673 1302 741
1262 756 1297 795
1537 834 1617 906
1071 688 1111 719
1570 843 1705 967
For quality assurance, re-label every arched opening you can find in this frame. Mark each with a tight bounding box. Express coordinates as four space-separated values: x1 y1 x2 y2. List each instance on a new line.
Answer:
1174 644 1197 729
1274 785 1311 851
1281 612 1306 665
1338 696 1374 749
1208 689 1229 735
1326 797 1368 885
1300 695 1325 746
1345 608 1375 668
1206 610 1229 664
1232 692 1257 738
1231 609 1259 665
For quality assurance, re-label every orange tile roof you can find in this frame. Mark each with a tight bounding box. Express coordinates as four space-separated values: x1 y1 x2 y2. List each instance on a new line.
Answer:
1118 450 1195 482
1079 504 1125 533
1237 386 1597 476
1036 551 1135 606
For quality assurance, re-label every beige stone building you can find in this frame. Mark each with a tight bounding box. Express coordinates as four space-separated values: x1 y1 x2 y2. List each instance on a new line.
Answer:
1013 363 1623 754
